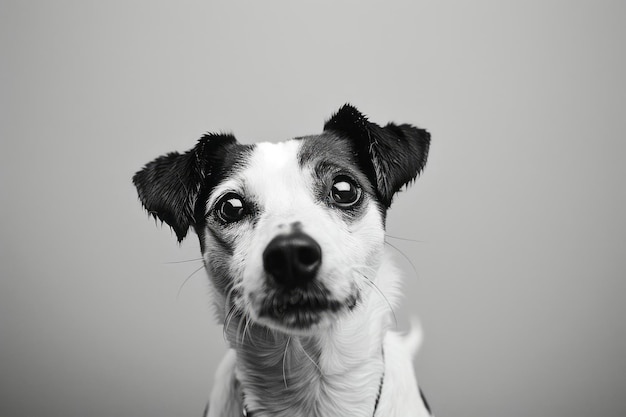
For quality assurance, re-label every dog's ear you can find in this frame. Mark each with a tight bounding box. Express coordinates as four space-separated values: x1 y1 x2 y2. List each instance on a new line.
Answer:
324 104 430 207
132 133 238 242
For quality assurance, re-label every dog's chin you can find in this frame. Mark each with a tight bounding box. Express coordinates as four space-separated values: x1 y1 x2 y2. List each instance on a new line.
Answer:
250 289 360 336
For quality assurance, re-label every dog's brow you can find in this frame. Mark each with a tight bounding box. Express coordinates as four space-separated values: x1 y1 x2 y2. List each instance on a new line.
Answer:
314 160 351 175
297 134 354 167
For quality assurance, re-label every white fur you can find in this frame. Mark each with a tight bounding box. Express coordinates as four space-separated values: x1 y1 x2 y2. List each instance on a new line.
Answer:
202 140 431 416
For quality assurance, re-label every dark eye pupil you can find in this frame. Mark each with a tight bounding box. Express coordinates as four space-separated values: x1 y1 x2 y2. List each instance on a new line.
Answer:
218 194 245 222
330 176 361 207
332 182 355 202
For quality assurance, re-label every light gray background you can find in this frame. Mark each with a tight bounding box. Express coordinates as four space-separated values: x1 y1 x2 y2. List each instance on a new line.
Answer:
1 1 625 416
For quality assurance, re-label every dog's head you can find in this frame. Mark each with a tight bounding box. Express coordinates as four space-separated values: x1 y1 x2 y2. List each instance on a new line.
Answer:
133 105 430 336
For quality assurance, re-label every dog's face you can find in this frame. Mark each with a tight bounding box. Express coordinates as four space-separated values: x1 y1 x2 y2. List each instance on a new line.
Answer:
201 136 386 334
133 105 430 336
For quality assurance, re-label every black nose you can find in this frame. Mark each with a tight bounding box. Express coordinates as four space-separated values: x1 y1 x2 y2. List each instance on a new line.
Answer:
263 231 322 289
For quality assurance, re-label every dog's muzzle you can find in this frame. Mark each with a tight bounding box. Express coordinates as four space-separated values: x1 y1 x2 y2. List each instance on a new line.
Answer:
257 230 358 330
262 231 322 289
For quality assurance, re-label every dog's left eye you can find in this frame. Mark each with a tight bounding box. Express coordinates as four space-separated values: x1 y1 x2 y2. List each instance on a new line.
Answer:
215 193 246 223
329 175 362 208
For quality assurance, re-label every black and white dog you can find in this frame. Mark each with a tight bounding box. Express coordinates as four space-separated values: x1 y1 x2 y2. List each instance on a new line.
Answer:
133 104 432 417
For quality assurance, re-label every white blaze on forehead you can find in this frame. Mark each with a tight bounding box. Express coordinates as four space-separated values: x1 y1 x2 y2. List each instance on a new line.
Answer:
205 140 305 212
243 140 312 214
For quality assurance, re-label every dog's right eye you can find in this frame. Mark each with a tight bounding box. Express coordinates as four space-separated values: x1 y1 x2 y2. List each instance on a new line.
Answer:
329 175 362 208
215 193 246 223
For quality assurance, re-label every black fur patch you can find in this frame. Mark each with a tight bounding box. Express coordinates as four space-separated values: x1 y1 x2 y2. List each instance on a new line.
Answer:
297 133 377 220
420 387 433 415
323 104 430 207
132 133 252 242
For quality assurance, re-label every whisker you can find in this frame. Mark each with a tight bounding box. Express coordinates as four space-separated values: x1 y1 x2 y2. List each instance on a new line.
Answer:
298 342 321 374
164 257 204 264
176 264 206 299
357 272 398 329
384 240 420 280
235 312 247 346
223 303 238 342
224 284 238 308
242 315 252 343
354 264 377 277
282 337 291 389
385 234 425 243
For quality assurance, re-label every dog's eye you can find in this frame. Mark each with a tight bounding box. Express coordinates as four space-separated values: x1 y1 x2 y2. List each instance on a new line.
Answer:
215 193 246 223
329 175 361 208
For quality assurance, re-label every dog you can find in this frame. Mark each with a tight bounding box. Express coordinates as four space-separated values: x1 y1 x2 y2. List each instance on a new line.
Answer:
133 104 432 417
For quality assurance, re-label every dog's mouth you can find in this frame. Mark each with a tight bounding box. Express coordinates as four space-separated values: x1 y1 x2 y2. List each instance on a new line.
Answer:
256 286 360 330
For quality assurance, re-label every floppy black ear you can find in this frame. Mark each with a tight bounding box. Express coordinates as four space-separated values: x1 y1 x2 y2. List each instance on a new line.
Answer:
132 133 238 242
324 104 430 207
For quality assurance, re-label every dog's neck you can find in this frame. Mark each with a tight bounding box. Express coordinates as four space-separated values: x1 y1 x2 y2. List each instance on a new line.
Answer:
231 314 387 417
224 255 399 417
